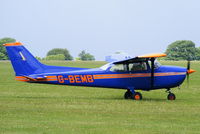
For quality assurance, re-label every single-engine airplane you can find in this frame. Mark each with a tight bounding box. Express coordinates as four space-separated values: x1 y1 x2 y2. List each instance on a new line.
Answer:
4 42 196 100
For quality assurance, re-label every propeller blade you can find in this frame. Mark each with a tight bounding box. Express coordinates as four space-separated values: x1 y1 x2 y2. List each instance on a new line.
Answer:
187 60 190 87
186 60 196 87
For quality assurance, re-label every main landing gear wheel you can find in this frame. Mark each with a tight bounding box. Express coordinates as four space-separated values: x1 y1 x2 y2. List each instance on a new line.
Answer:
124 90 132 99
167 93 176 100
124 90 143 100
132 92 142 100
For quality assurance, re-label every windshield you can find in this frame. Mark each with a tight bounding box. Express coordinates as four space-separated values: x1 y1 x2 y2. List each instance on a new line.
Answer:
100 63 113 70
148 59 161 69
154 60 161 68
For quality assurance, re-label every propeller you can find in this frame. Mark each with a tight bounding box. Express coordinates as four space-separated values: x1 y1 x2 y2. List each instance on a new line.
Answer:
186 60 196 86
187 60 190 85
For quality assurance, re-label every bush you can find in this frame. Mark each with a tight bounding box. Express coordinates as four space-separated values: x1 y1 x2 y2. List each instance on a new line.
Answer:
47 48 73 60
45 54 65 60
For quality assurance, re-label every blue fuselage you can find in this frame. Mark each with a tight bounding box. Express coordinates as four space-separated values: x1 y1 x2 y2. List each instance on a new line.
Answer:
28 65 187 91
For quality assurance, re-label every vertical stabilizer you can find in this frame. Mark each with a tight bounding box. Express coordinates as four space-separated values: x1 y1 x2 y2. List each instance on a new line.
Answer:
4 42 44 76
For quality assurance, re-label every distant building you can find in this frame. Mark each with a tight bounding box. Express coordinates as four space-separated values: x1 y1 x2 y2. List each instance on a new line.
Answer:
105 52 132 62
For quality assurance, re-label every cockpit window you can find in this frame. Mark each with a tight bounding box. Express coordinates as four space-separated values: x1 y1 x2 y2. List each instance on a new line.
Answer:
129 62 147 72
110 64 127 72
103 59 160 72
109 62 147 72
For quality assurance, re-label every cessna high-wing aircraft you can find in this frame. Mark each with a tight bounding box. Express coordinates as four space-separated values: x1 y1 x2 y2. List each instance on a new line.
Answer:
4 42 196 100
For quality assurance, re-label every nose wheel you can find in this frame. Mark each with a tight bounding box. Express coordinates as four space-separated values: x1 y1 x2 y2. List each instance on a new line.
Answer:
167 93 176 100
166 88 176 100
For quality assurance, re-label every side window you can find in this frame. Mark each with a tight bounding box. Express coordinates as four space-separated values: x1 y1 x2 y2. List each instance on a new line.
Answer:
110 64 127 72
129 62 147 72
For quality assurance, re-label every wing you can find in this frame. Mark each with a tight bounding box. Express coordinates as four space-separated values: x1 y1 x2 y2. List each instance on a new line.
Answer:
113 53 166 64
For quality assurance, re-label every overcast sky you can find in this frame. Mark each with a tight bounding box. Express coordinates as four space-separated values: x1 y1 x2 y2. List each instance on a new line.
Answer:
1 0 200 60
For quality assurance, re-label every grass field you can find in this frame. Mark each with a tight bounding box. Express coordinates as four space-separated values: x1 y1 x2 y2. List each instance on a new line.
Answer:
0 60 200 134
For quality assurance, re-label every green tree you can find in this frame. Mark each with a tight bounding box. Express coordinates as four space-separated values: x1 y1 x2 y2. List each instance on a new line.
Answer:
0 37 16 60
45 54 65 60
196 47 200 60
78 50 95 61
47 48 73 60
0 52 6 60
165 40 198 60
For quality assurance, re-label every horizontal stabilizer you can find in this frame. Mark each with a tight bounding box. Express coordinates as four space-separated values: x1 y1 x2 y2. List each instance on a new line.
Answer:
23 75 47 81
15 75 58 82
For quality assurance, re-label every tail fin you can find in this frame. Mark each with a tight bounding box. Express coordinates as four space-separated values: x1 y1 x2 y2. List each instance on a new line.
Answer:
4 42 44 76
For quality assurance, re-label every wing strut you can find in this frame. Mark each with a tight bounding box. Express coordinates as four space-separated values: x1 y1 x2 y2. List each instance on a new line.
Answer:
150 58 155 88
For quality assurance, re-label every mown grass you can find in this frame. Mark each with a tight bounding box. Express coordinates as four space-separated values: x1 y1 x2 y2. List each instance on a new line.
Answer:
0 60 200 134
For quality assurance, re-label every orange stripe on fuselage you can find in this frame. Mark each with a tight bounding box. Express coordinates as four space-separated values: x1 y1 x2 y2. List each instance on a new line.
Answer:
46 76 57 78
93 74 150 79
93 72 186 79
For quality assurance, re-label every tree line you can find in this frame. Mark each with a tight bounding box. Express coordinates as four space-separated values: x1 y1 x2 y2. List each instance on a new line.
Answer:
0 37 200 61
0 37 95 61
43 48 95 61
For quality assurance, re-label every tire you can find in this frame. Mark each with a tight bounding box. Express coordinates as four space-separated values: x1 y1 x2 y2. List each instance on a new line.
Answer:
124 91 132 99
167 93 176 100
132 92 142 100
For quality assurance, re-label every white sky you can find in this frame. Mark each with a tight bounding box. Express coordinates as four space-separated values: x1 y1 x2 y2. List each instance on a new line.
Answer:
1 0 200 60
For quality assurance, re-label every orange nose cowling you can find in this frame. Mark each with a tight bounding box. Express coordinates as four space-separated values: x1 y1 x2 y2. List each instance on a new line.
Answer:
187 69 196 74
